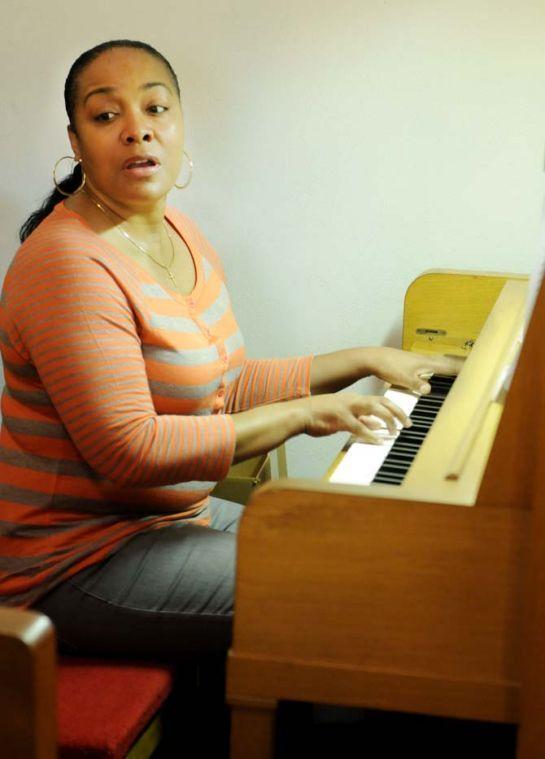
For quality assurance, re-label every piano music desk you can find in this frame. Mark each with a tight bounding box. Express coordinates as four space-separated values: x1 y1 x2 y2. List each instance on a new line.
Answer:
227 270 545 758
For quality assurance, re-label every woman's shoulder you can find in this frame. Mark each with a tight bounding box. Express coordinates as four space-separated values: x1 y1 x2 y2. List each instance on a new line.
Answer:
6 203 116 296
22 202 102 251
13 202 113 270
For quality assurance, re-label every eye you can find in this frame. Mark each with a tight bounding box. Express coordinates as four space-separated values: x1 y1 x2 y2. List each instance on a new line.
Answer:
148 105 168 114
94 111 117 122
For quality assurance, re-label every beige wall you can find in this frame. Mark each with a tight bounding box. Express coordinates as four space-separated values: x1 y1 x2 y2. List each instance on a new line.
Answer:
2 0 544 476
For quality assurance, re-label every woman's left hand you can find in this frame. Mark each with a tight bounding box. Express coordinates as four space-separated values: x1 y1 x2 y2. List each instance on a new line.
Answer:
368 347 464 395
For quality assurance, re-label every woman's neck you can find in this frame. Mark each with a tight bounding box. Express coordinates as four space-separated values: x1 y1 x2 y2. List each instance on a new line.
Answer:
67 186 167 241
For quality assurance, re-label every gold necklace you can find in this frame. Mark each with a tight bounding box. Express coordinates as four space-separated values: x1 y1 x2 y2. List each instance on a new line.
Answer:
83 190 179 290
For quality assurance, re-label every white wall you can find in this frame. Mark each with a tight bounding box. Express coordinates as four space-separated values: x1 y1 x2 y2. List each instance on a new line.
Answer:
2 0 544 477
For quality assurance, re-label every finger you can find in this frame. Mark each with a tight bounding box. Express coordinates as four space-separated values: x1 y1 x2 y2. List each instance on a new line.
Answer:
359 417 396 443
378 398 412 430
358 414 383 430
414 355 464 388
389 368 431 395
352 419 382 444
395 376 429 395
442 356 465 375
416 373 432 395
425 354 465 376
375 406 401 434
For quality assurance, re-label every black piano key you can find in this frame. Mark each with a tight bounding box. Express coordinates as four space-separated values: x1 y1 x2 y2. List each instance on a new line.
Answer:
387 449 418 459
379 462 410 473
408 422 433 431
396 435 422 444
373 473 404 484
388 456 414 470
399 429 428 439
404 426 429 435
385 454 414 465
411 417 436 428
385 449 414 460
390 439 421 450
416 397 443 407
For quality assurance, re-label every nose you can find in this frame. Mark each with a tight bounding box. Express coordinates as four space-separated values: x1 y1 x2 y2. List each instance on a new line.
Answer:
120 114 153 145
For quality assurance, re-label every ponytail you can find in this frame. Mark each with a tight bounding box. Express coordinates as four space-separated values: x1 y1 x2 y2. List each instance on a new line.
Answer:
19 163 84 243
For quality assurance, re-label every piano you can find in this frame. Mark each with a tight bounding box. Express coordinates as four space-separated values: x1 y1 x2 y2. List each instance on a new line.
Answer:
227 269 545 758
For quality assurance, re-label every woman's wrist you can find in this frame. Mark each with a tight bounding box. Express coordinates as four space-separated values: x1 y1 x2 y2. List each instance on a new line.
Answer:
231 398 309 463
355 346 388 379
282 397 311 437
310 347 370 394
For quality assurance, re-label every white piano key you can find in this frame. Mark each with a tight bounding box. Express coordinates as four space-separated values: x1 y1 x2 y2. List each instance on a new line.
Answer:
364 389 419 432
384 388 419 427
329 439 397 486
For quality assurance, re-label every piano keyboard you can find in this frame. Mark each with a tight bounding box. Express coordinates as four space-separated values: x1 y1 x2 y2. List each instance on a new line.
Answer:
373 375 455 484
329 375 455 487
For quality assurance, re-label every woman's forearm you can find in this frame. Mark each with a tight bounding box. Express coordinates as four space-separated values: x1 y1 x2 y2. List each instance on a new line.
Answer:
310 346 464 396
310 347 382 394
230 399 307 463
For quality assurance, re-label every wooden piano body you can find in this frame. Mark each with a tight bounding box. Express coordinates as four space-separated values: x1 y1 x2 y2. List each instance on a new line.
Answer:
227 269 545 758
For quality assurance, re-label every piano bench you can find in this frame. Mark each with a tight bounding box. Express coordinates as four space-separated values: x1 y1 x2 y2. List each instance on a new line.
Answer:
57 656 175 759
0 602 177 758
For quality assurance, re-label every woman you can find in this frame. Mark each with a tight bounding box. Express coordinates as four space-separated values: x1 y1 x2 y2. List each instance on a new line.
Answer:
0 40 459 659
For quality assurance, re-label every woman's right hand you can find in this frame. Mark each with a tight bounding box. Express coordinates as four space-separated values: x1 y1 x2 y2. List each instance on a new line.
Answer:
302 392 411 444
231 391 411 463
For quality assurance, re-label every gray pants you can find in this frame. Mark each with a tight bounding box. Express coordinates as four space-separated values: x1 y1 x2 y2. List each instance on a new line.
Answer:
34 497 243 662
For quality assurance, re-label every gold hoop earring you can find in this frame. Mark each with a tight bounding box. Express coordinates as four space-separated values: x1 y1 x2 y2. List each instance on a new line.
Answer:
53 155 86 196
174 150 193 190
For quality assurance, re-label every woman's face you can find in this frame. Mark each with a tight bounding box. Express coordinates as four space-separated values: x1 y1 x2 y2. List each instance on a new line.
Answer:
68 47 184 210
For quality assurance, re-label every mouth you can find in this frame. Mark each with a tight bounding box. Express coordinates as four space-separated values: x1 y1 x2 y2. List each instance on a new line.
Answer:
122 156 161 174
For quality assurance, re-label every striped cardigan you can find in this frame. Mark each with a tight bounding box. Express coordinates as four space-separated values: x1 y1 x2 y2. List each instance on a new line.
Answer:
0 202 311 606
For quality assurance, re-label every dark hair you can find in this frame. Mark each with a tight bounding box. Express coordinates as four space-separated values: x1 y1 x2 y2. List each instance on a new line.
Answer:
19 40 181 243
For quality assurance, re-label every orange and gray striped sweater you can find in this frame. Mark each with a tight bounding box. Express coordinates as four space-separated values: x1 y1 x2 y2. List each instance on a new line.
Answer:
0 202 312 606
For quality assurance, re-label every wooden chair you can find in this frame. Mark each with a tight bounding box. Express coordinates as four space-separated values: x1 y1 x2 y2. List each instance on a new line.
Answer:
0 605 175 759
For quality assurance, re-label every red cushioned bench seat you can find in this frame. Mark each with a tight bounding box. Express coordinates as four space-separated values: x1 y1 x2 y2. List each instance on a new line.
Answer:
57 657 175 759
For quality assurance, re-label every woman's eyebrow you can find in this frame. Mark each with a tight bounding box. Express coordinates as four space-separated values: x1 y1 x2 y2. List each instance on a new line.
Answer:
83 82 172 105
141 81 172 94
83 86 115 105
